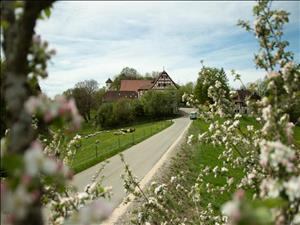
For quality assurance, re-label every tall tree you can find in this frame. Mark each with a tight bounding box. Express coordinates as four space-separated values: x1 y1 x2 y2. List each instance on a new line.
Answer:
64 79 99 122
110 67 142 90
177 82 194 105
141 90 177 118
194 67 230 104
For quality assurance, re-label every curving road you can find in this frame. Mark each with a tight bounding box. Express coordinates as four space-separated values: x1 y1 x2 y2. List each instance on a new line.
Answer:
72 108 193 209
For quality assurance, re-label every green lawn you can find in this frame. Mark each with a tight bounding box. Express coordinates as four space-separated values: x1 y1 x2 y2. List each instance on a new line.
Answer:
71 120 173 173
294 125 300 148
154 117 300 222
188 119 255 211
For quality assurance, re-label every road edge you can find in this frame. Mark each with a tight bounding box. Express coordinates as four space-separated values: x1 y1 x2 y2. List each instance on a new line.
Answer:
102 119 193 225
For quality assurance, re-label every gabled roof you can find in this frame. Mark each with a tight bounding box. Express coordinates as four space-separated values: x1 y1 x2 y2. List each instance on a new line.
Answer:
105 78 113 83
120 80 153 92
151 70 178 89
138 83 153 90
233 89 261 102
103 91 138 102
117 70 177 92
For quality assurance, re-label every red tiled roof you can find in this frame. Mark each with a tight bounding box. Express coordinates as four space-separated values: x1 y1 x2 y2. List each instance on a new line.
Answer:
103 91 138 102
120 80 153 92
138 83 153 90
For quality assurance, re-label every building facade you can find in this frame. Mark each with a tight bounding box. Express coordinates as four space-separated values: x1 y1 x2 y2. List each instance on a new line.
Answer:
233 89 260 114
103 70 178 102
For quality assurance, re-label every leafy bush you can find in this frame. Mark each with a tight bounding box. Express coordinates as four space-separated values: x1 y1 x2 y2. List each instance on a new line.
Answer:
96 99 143 128
194 67 230 105
96 91 178 128
96 102 114 128
141 90 178 118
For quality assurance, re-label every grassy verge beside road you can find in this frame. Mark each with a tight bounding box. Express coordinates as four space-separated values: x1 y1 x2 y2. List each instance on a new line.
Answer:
123 118 300 224
71 120 173 173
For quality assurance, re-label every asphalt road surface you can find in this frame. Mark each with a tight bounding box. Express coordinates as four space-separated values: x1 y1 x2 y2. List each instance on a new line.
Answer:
72 108 193 209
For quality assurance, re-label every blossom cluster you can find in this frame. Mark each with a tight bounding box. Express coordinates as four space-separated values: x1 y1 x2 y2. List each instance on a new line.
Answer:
25 94 82 130
28 35 56 79
1 141 71 224
117 1 300 225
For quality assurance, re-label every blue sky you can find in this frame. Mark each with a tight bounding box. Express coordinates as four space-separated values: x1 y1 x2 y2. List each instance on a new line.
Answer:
36 1 300 97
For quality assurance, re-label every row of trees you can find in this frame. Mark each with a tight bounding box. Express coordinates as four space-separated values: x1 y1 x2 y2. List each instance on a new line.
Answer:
96 90 178 128
62 70 195 125
193 64 299 123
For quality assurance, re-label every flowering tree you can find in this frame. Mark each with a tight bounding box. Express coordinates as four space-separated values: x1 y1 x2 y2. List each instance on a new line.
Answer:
194 66 230 105
1 1 112 225
196 1 300 224
121 1 300 224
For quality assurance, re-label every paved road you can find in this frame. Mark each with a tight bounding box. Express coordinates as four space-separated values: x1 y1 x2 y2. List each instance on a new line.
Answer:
72 108 193 208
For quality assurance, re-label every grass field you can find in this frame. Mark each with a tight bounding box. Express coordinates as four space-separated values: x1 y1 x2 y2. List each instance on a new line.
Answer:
186 118 300 211
187 118 255 210
71 120 173 173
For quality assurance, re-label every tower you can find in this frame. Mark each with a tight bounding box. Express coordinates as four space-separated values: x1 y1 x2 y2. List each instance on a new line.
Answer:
105 78 112 90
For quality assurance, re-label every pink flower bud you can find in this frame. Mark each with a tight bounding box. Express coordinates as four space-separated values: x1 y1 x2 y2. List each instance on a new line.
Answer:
67 170 74 180
5 214 16 225
56 160 64 172
0 181 6 196
31 140 43 151
44 111 54 123
234 189 245 200
268 71 280 78
21 175 32 186
58 104 69 116
31 190 41 202
32 35 41 45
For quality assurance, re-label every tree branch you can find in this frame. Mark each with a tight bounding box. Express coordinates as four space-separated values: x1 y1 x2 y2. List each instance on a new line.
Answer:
3 0 55 153
2 1 56 225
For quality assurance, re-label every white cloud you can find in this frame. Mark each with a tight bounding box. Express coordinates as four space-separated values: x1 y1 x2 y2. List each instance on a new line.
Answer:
36 1 300 97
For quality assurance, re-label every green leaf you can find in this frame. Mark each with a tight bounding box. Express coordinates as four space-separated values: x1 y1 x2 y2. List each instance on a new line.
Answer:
1 154 24 175
14 1 24 9
44 7 51 18
252 197 287 209
0 20 9 30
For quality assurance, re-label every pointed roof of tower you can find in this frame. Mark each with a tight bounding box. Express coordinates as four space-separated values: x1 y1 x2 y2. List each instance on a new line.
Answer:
106 78 112 83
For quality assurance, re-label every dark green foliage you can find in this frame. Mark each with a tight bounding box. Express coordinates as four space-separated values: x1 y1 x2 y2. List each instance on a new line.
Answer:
194 67 230 104
112 99 135 125
0 74 6 137
63 79 99 122
96 91 177 128
96 99 140 128
177 82 194 106
131 99 144 118
96 102 114 128
141 90 178 117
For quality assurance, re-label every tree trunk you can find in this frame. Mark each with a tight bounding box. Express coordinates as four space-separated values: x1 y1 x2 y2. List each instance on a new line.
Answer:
2 1 56 225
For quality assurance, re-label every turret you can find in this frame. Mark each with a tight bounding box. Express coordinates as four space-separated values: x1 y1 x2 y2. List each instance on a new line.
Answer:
105 78 112 90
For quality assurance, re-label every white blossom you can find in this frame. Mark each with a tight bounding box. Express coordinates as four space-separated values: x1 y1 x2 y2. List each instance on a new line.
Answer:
283 176 300 202
187 134 194 145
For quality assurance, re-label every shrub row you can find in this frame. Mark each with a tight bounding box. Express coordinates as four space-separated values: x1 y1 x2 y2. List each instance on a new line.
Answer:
96 90 178 128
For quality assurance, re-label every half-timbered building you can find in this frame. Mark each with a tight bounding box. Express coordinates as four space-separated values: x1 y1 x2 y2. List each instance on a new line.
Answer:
103 70 178 102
